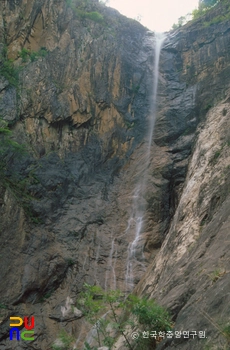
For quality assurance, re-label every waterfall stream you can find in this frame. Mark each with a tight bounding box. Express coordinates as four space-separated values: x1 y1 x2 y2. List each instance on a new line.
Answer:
79 32 166 350
125 32 166 292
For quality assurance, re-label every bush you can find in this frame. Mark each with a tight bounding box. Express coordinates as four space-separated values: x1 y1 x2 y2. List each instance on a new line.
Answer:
131 297 172 332
75 9 104 23
18 48 30 62
0 58 19 87
223 324 230 341
66 0 104 23
199 0 218 7
30 47 48 62
191 0 219 20
18 47 48 63
52 330 75 350
85 11 104 23
203 12 230 26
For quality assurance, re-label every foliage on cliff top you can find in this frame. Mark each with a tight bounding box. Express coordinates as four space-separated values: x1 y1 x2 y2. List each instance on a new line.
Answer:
172 0 230 30
66 0 144 32
66 0 104 23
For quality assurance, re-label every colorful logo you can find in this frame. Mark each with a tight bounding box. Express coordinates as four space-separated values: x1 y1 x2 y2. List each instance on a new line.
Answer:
9 316 35 341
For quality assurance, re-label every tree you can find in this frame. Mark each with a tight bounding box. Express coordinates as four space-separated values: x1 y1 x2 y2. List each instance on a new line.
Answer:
199 0 218 7
74 284 172 350
192 0 220 20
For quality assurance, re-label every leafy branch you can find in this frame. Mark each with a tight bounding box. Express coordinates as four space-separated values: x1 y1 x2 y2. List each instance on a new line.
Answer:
74 284 172 350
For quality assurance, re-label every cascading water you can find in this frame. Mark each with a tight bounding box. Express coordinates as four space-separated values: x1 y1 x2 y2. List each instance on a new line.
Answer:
80 31 165 349
125 32 166 291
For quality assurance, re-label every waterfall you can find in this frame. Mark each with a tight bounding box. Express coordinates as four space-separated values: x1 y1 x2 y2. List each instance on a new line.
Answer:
125 32 166 292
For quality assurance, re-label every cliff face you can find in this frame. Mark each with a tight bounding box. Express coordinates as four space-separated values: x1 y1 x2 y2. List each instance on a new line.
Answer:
136 4 230 350
0 1 157 348
0 0 230 349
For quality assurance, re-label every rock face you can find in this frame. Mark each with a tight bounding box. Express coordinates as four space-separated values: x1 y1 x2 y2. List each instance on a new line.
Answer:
0 0 230 349
0 0 157 348
135 4 230 350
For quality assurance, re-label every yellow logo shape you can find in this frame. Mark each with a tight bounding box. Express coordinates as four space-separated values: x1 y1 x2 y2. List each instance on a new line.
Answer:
10 317 23 327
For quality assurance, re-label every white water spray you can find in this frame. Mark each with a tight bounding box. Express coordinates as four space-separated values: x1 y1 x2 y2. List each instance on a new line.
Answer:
125 32 166 291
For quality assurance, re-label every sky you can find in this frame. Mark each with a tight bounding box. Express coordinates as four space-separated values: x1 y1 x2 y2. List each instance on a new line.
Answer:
107 0 199 32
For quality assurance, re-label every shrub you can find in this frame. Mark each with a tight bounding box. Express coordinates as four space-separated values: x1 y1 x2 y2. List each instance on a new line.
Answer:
85 11 104 23
191 1 219 20
18 47 48 63
75 9 104 23
203 11 230 26
18 48 30 62
30 47 48 62
131 296 172 332
52 330 75 350
66 0 104 23
223 324 230 341
0 58 19 87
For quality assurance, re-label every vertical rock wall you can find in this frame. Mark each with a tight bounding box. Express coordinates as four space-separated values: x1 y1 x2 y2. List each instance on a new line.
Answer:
0 0 230 349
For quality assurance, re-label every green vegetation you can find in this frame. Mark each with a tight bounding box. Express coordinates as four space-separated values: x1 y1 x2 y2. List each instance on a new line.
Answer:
66 0 104 24
72 284 172 350
39 289 54 303
67 258 75 266
203 103 213 112
76 10 104 23
172 15 190 29
131 84 140 94
132 297 172 332
191 0 219 20
18 47 48 62
0 51 19 88
52 330 75 350
192 0 230 25
203 11 230 26
18 48 30 62
199 0 219 7
213 149 221 160
171 0 229 30
99 0 109 4
223 323 230 341
124 120 134 129
209 144 225 165
208 269 225 282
